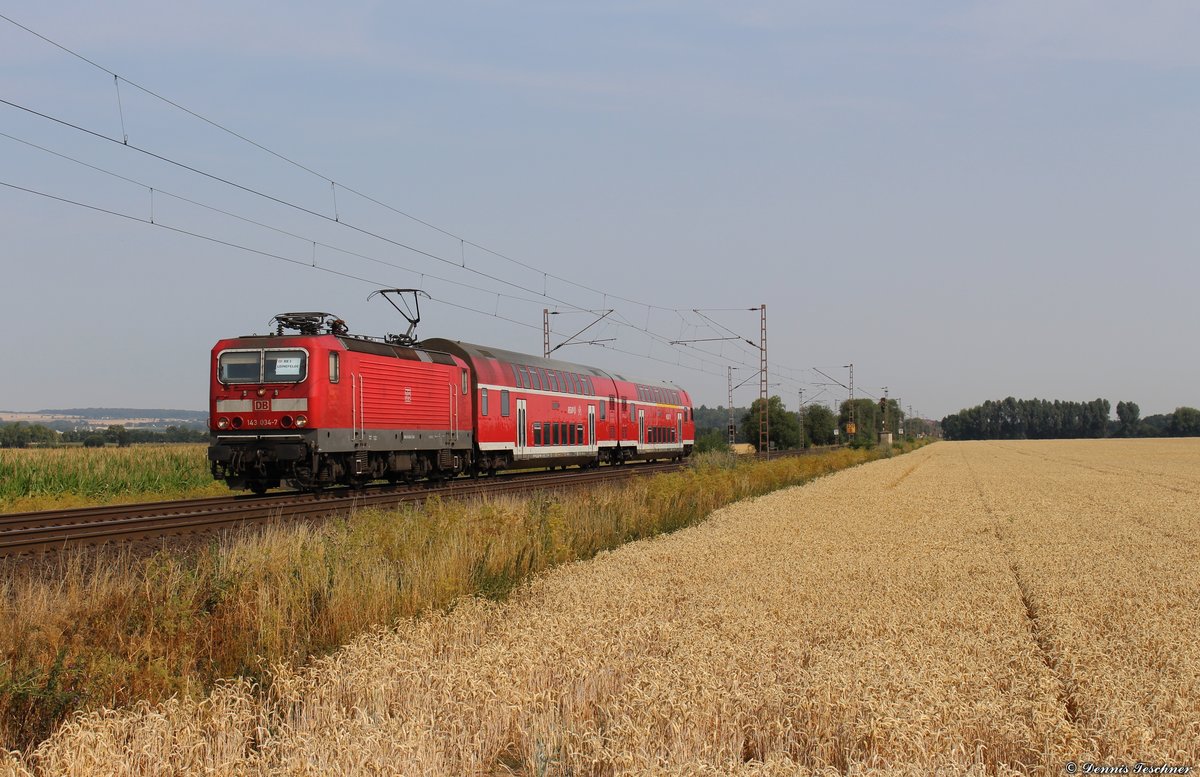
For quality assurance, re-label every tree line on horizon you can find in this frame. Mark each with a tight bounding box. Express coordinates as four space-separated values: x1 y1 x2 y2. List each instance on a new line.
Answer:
0 422 208 449
941 398 1200 440
693 397 938 452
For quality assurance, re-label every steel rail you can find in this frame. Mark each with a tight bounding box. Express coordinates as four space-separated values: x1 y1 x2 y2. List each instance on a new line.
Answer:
0 446 841 558
0 461 685 557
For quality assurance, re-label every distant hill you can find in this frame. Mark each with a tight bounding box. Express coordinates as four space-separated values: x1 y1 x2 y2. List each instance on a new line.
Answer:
0 408 207 431
37 408 207 421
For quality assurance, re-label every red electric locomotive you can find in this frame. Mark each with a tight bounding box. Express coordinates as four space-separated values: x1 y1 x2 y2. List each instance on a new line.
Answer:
208 311 473 493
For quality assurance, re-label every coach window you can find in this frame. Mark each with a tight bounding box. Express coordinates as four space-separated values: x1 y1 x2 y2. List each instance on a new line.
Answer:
511 364 521 386
531 369 542 391
501 390 510 417
573 374 583 394
328 352 340 384
533 423 542 446
481 388 489 416
599 401 606 420
577 424 584 444
548 371 558 392
552 423 560 445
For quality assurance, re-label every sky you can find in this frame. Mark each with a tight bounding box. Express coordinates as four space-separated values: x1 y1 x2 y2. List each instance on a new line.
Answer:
2 1 1198 420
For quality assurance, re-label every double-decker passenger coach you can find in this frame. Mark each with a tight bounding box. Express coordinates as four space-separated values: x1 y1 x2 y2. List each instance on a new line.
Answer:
423 339 695 473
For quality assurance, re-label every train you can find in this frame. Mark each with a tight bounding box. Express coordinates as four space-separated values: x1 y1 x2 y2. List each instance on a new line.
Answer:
207 304 695 493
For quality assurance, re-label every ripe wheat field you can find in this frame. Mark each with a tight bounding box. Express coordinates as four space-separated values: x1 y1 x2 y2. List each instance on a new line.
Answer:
4 440 1198 775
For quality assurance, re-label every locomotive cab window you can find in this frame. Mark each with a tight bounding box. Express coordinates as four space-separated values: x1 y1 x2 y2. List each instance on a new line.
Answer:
219 351 260 384
219 349 307 384
265 350 307 383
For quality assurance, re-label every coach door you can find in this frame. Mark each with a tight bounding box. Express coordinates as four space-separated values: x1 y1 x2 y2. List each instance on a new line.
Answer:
516 399 527 456
588 405 596 450
638 408 645 447
677 413 683 447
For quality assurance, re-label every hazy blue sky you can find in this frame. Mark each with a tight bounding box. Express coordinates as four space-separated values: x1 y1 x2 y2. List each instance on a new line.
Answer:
3 1 1198 419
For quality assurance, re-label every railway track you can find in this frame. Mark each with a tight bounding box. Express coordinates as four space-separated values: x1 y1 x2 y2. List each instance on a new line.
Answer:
0 461 688 558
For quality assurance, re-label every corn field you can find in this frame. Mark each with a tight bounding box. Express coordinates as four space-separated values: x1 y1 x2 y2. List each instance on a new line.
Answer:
5 439 1197 775
0 445 223 512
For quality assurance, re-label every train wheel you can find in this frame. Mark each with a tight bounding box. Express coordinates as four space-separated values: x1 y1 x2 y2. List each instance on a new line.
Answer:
248 481 268 495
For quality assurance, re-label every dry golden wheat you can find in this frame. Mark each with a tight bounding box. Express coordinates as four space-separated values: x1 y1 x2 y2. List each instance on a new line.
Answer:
10 440 1200 774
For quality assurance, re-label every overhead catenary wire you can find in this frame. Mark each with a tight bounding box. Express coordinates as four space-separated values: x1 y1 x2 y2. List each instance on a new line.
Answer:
2 95 782 379
1 12 846 395
0 11 685 314
0 130 586 313
0 177 743 381
1 118 809 386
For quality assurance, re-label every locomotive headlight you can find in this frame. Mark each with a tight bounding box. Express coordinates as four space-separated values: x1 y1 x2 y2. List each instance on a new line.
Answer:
217 417 230 430
295 414 308 428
